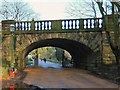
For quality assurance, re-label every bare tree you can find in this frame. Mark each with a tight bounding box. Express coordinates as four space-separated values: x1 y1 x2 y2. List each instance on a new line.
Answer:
66 0 101 18
67 0 120 65
96 0 120 65
0 0 39 21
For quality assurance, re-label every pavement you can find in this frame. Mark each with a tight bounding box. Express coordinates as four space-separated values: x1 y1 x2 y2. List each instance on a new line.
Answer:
38 60 62 69
23 67 119 88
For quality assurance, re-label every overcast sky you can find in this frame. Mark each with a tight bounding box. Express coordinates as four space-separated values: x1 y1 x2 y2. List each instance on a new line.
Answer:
0 0 111 20
25 0 112 20
26 0 70 20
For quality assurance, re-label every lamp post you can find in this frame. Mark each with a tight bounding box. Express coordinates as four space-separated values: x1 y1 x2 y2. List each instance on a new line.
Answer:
10 24 15 68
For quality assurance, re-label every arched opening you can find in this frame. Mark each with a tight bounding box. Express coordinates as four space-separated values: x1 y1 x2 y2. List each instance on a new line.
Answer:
25 46 73 68
22 38 93 69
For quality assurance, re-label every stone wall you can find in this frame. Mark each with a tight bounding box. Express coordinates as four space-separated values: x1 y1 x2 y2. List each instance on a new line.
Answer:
16 32 102 69
2 35 12 66
102 31 120 64
15 32 102 54
3 32 114 68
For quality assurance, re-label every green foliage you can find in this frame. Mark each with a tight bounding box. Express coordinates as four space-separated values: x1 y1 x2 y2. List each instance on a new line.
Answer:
30 47 64 63
47 58 60 63
55 47 64 62
37 47 57 60
2 58 10 68
26 59 33 65
0 36 7 44
2 67 9 78
2 59 10 78
29 47 72 65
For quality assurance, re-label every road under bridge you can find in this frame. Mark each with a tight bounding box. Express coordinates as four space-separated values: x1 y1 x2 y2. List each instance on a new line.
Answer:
23 66 118 89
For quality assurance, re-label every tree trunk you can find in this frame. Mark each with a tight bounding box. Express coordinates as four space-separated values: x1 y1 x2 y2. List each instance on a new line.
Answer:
34 56 38 66
115 53 120 80
114 50 120 65
34 59 38 66
105 31 120 65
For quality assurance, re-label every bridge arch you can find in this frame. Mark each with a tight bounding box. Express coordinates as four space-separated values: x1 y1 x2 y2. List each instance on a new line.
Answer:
2 32 102 71
21 38 93 69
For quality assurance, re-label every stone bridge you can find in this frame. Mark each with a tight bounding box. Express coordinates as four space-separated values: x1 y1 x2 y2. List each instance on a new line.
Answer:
1 17 117 70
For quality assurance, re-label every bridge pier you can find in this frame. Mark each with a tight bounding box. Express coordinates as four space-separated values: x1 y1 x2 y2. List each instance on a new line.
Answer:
102 31 116 64
18 52 24 71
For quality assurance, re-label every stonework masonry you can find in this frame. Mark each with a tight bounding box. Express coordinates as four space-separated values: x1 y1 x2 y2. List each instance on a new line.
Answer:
2 31 115 70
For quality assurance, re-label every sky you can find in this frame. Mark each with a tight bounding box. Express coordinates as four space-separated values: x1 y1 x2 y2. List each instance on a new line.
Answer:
25 0 101 20
0 0 113 20
26 0 72 20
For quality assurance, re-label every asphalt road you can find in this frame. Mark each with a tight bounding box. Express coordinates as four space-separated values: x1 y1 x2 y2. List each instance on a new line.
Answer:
23 66 118 88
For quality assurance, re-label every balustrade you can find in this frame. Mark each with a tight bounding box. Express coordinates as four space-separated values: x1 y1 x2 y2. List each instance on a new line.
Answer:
34 21 51 30
2 18 103 32
62 19 80 29
15 21 31 31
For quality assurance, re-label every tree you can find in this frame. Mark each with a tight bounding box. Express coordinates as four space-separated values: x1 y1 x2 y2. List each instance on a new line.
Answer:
96 0 120 65
67 0 120 65
66 0 101 18
0 0 39 21
96 1 120 83
55 47 64 62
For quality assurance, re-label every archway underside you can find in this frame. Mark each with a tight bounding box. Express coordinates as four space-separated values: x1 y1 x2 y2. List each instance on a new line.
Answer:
23 38 93 68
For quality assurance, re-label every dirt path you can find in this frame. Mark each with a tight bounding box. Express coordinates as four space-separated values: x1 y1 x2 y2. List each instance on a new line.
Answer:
23 67 119 88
